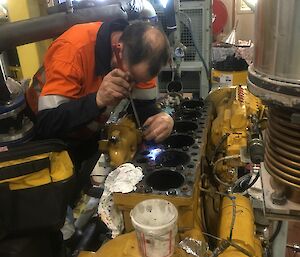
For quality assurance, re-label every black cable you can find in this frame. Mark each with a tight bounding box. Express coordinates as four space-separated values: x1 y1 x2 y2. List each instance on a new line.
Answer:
232 171 260 193
211 133 230 164
269 221 282 243
243 171 260 191
178 12 212 92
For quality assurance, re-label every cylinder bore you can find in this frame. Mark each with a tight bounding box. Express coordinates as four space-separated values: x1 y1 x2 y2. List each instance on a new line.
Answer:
175 109 202 120
174 121 198 133
163 134 195 149
155 149 190 167
146 169 184 191
167 80 182 92
180 99 204 110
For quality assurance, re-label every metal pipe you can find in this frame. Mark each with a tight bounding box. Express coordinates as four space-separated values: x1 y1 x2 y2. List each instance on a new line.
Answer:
140 0 157 20
96 0 157 20
0 5 127 52
0 70 10 103
65 0 74 13
48 0 157 21
253 0 300 84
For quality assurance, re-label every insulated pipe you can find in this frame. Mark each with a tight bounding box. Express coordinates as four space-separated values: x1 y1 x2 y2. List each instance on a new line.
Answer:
98 0 157 20
47 0 157 22
0 5 127 52
218 195 262 257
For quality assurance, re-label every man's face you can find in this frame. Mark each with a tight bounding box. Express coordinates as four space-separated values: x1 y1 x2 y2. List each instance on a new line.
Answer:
123 60 153 84
111 45 153 84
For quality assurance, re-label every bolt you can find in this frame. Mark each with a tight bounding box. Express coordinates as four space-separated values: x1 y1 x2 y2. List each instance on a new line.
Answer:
182 146 189 151
145 187 153 193
167 189 177 195
181 186 189 192
271 192 287 205
176 165 184 171
109 136 118 143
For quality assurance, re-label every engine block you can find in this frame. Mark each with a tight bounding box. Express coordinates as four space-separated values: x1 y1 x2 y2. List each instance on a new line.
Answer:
113 99 212 232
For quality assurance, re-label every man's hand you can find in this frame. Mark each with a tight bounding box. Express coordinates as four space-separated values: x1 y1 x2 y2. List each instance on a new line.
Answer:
96 69 132 108
143 112 174 143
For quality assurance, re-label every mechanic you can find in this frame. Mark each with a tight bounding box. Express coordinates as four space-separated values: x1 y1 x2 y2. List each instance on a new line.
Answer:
26 19 174 167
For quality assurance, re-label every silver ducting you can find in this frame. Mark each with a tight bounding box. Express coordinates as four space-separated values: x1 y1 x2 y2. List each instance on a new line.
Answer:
248 0 300 108
253 0 300 84
247 0 300 205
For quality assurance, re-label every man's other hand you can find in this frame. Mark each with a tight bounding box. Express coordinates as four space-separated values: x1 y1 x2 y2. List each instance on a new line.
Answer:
96 69 132 108
143 112 174 143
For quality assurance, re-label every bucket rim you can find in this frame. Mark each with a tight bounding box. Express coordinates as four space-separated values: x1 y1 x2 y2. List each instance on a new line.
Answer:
130 199 178 232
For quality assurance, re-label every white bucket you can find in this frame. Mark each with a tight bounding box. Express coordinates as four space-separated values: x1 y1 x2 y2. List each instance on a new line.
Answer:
130 199 178 257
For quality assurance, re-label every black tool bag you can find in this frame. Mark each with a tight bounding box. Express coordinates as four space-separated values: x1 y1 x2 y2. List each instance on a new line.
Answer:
0 139 74 239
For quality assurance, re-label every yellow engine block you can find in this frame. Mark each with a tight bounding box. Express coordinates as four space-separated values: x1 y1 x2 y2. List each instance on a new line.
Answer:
210 85 262 156
207 86 263 183
88 93 263 257
99 116 142 168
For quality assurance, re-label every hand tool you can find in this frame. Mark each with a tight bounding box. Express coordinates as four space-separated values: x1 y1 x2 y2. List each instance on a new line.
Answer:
112 44 142 129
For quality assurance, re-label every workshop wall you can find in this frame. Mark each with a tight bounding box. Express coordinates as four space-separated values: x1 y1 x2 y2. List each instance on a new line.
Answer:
220 0 255 41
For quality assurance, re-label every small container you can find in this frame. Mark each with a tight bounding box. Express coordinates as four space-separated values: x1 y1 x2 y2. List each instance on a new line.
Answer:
130 199 178 257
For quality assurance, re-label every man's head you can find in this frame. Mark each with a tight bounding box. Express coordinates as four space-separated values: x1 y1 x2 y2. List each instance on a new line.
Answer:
111 21 170 83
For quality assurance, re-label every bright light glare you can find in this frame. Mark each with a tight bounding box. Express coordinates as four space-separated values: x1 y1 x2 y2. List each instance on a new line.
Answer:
147 148 163 160
160 0 168 8
0 0 6 4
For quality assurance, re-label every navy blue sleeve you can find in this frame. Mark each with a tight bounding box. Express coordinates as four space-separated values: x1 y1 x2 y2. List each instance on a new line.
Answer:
128 99 161 125
35 93 106 139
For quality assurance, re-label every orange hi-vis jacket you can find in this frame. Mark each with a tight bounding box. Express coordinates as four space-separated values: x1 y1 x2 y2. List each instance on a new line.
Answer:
27 21 157 115
25 19 161 153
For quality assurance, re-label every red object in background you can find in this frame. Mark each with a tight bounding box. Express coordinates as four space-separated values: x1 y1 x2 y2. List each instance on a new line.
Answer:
212 0 228 36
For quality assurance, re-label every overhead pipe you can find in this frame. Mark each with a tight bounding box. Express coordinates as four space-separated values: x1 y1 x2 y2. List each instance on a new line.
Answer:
91 0 157 21
0 5 127 52
47 0 157 22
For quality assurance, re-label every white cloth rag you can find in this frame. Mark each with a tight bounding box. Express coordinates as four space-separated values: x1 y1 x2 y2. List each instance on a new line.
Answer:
98 163 143 238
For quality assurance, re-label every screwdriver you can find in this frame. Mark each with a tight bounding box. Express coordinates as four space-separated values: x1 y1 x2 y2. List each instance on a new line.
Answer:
112 44 142 129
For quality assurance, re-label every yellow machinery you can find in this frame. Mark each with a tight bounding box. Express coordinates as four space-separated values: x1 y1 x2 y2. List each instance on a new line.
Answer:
79 194 262 257
88 87 263 257
218 195 262 257
212 69 248 88
99 116 142 168
207 86 264 186
209 85 262 156
1 3 266 253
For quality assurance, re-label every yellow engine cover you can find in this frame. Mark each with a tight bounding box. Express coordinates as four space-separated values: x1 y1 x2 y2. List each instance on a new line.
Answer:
210 86 262 156
99 116 142 168
218 195 262 257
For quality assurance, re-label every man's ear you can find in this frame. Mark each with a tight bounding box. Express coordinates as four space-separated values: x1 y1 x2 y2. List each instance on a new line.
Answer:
118 43 124 59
